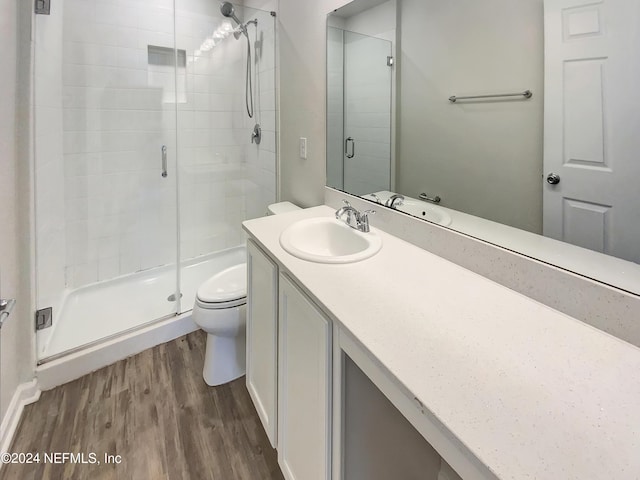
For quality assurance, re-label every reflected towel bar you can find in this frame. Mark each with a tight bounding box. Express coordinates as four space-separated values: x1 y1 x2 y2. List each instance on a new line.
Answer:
449 90 533 103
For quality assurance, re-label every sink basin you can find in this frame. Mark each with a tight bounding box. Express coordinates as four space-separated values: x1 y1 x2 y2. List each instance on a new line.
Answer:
279 217 382 264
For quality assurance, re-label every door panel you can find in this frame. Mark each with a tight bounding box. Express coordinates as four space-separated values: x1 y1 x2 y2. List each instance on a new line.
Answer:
543 0 640 263
34 0 179 360
246 240 278 447
278 274 330 480
563 59 606 167
562 198 611 252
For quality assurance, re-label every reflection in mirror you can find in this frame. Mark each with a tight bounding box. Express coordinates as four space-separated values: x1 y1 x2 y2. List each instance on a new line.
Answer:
327 0 396 195
327 0 640 295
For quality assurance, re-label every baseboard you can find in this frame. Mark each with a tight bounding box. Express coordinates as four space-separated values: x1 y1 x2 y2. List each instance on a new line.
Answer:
0 379 41 456
37 312 198 391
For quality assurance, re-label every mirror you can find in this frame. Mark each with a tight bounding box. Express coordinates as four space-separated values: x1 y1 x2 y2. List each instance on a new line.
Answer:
327 0 640 295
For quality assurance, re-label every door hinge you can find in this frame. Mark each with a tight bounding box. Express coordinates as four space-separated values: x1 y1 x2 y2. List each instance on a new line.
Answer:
35 0 50 15
35 307 53 330
387 56 394 67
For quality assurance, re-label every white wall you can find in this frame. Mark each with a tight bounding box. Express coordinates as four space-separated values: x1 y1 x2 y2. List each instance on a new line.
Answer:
343 0 395 39
0 0 35 422
278 0 347 206
397 0 544 234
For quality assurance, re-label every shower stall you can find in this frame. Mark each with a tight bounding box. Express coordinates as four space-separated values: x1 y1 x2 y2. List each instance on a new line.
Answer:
33 0 277 362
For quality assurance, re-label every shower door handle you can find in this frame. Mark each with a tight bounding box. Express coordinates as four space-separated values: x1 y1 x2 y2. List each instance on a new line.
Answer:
161 145 168 178
0 298 15 330
345 137 355 159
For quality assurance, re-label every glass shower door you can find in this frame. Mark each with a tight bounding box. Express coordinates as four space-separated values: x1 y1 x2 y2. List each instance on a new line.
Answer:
34 0 180 361
174 2 278 314
343 31 392 196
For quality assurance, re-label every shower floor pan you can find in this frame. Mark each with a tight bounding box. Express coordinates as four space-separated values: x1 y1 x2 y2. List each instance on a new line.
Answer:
38 246 246 362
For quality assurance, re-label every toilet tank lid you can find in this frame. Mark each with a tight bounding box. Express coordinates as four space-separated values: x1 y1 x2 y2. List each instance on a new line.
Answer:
197 263 247 303
267 201 301 215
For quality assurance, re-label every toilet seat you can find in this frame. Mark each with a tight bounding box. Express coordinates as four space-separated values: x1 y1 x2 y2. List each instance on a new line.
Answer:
196 263 247 310
196 296 246 310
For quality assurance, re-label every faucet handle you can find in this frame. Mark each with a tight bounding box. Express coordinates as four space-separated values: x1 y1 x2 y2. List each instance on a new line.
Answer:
358 209 375 233
342 199 351 207
359 209 376 222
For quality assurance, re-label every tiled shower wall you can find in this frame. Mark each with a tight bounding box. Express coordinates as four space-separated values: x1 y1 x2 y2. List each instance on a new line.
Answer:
177 5 277 260
34 0 276 311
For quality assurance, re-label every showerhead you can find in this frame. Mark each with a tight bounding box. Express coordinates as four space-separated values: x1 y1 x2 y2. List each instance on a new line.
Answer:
220 2 242 26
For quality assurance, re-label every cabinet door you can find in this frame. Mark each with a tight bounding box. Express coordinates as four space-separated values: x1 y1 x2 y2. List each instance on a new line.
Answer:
246 240 279 447
278 273 331 480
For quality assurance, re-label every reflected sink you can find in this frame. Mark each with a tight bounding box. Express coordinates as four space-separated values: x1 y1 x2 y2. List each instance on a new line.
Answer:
397 199 452 226
279 217 382 264
361 192 452 226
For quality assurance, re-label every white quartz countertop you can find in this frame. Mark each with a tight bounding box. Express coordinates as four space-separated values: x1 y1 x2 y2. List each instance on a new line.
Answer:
243 206 640 480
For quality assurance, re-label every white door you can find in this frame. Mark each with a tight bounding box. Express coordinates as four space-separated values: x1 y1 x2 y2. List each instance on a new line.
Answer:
543 0 640 263
343 31 393 196
246 240 279 447
278 273 331 480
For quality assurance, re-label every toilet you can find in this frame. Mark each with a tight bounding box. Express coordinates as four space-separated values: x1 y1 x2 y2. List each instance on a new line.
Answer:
193 201 300 386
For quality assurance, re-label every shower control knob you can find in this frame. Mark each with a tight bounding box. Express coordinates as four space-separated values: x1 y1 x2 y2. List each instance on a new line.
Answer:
546 173 561 185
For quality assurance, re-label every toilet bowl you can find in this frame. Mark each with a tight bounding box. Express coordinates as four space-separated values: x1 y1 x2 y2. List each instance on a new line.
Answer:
193 201 301 386
192 263 247 386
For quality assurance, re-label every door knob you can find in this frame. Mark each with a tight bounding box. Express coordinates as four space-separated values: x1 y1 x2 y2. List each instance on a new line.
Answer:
546 173 561 185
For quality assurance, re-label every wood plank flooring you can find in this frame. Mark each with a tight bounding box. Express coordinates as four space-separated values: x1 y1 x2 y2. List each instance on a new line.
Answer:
0 331 284 480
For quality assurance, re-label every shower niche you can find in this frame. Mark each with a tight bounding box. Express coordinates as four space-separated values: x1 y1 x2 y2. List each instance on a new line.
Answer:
32 0 277 361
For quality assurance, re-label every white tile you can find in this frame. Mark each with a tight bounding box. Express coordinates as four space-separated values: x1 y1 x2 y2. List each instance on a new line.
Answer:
139 10 174 35
117 47 144 69
95 3 139 29
119 252 141 275
98 256 120 281
70 262 99 288
194 74 210 94
117 26 140 48
210 111 232 129
209 94 234 112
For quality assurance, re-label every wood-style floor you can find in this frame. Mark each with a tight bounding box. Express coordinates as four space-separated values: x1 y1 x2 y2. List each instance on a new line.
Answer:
0 331 283 480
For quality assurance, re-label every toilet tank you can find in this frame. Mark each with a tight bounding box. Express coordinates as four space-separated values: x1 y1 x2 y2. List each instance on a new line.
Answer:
267 201 300 216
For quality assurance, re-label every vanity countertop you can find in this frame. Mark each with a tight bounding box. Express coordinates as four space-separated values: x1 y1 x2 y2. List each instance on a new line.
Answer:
243 206 640 480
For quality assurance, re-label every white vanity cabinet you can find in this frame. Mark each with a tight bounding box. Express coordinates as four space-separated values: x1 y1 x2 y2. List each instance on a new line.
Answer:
246 240 332 480
277 273 331 480
246 240 279 447
242 207 640 480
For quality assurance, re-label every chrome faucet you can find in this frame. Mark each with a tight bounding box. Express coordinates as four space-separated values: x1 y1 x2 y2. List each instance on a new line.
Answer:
385 194 405 209
335 200 375 233
335 200 359 227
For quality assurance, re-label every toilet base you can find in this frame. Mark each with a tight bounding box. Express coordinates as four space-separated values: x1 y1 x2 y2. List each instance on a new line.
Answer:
202 331 246 386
